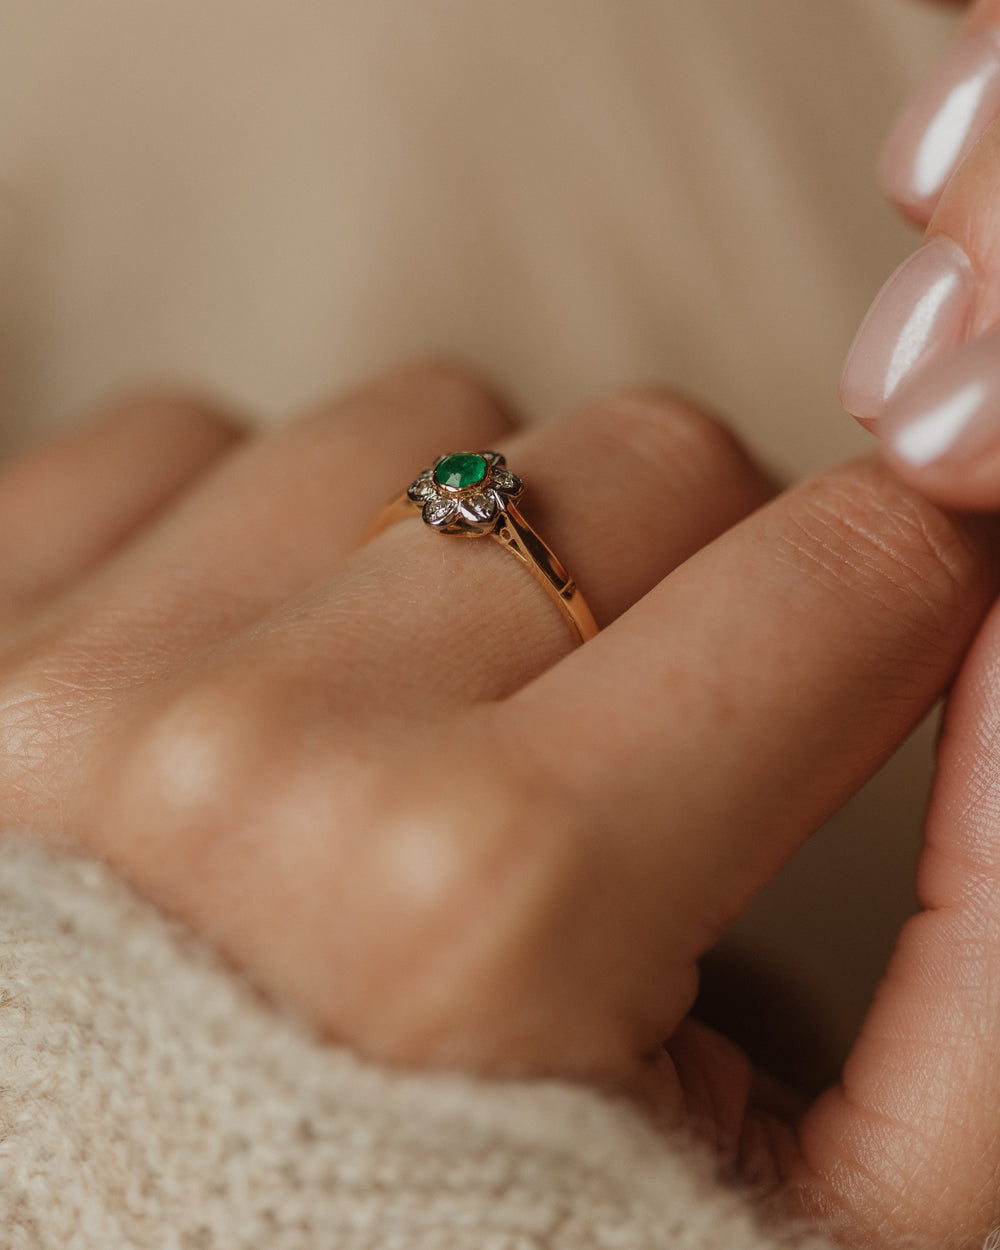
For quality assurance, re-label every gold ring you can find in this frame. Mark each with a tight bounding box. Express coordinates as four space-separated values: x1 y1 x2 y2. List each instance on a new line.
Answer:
366 450 598 646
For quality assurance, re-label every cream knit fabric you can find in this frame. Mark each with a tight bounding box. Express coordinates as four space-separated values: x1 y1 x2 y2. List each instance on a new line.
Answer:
0 833 839 1249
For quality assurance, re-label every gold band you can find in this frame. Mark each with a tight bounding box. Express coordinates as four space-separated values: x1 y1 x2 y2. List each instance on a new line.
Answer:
366 450 598 646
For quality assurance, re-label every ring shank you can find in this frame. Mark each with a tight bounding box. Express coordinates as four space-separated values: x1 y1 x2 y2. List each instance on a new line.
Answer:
492 503 597 645
366 493 598 646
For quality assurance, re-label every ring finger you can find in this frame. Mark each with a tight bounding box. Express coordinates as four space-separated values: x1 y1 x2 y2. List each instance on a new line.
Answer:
138 385 777 732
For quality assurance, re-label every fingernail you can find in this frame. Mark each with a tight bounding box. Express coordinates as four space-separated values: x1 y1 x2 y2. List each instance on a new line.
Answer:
881 325 1000 468
879 28 1000 221
839 235 975 421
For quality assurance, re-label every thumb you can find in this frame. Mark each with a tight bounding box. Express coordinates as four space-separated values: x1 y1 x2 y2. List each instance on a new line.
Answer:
793 596 1000 1250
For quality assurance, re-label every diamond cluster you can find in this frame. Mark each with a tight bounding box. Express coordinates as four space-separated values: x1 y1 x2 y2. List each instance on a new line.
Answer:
407 451 524 535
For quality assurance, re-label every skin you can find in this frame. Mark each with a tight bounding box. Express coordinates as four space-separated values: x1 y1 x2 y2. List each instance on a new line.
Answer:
795 5 1000 1238
4 2 997 1244
876 0 1000 509
4 356 1000 1249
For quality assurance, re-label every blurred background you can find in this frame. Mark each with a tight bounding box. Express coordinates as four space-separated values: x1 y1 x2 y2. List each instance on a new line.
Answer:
0 0 960 1076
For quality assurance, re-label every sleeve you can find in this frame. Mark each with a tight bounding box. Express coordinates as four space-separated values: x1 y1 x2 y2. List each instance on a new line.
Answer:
0 832 839 1250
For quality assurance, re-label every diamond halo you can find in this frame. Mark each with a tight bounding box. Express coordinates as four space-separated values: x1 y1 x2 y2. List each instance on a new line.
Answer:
406 450 524 536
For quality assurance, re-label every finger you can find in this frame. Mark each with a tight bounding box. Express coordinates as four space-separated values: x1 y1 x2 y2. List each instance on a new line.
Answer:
67 391 774 823
868 119 1000 506
793 595 1000 1248
0 392 243 611
879 320 1000 506
842 103 1000 491
6 359 517 677
493 459 999 1050
128 389 776 729
879 0 1000 226
0 360 518 827
841 4 1000 424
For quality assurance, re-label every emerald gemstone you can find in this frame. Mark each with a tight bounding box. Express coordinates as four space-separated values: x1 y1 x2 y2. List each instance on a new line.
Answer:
433 453 487 490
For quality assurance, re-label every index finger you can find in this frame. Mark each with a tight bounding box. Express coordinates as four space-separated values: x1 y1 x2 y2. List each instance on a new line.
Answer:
500 457 1000 1042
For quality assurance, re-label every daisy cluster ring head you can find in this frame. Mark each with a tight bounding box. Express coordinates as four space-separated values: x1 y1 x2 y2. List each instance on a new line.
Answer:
407 451 524 536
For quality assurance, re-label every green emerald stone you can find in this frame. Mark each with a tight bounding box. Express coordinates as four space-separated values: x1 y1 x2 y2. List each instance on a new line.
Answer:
433 452 487 491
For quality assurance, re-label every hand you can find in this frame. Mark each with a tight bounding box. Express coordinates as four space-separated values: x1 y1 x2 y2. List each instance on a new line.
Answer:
840 0 1000 510
3 361 1000 1247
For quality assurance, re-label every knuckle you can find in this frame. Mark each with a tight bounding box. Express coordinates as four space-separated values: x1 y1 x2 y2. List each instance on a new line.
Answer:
109 678 264 849
102 389 245 445
587 387 769 495
101 700 623 1078
779 460 993 637
337 751 579 1069
367 356 514 431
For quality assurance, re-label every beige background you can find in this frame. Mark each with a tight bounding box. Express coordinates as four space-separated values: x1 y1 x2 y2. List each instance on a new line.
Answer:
0 1 960 1057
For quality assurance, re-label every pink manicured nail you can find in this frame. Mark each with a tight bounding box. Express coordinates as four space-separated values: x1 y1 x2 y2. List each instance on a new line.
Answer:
881 325 1000 469
879 27 1000 221
839 236 975 421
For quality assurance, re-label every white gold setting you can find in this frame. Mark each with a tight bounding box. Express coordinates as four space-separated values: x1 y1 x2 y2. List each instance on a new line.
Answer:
406 451 524 536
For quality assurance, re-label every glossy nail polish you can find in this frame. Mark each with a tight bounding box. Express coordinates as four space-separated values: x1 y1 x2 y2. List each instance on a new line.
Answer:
881 325 1000 468
879 27 1000 222
839 235 975 422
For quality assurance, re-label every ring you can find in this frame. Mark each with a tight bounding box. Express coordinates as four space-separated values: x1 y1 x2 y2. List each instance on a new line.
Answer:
366 450 598 646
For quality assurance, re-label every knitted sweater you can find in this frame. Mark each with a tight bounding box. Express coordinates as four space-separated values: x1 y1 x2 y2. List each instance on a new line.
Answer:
0 833 839 1249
